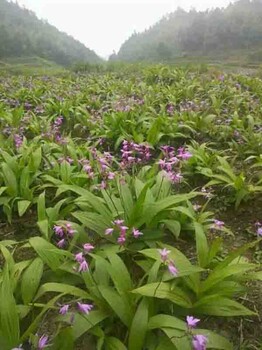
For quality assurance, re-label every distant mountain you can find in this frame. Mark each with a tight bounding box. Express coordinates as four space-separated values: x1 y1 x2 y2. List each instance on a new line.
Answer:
0 0 102 66
114 0 262 63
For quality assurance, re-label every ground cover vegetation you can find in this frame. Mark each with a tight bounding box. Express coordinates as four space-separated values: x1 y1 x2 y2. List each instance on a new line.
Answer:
0 65 261 349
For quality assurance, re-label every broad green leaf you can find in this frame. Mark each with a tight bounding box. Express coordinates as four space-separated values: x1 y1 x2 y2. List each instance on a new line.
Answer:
193 329 233 349
51 327 74 350
37 219 49 239
200 264 255 292
105 337 127 350
17 200 31 217
132 282 192 308
106 253 133 293
2 163 18 196
71 311 109 339
0 266 20 349
37 191 46 221
29 237 71 271
21 257 44 304
161 220 181 238
194 222 209 267
193 295 256 316
98 286 133 327
35 282 90 300
148 314 187 331
128 298 148 350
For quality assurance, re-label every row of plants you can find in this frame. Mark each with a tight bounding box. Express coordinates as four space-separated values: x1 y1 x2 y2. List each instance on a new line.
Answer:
0 65 261 349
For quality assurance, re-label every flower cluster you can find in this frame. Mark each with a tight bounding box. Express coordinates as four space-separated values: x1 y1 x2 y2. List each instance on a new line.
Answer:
158 145 192 184
53 222 76 248
255 221 262 236
120 140 151 169
74 243 94 272
186 316 208 350
211 219 225 230
105 220 143 245
158 248 178 276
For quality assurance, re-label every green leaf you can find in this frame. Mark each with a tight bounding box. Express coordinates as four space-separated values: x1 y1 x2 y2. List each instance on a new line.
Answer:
132 282 192 308
118 181 134 221
106 253 133 293
34 282 90 300
200 264 255 293
194 222 209 267
2 163 18 196
51 327 74 350
98 286 133 327
70 311 109 339
37 219 49 239
21 257 44 304
37 191 46 221
193 295 256 316
148 314 187 331
17 200 31 217
105 337 127 350
0 266 20 349
128 298 149 350
161 220 181 238
29 237 71 271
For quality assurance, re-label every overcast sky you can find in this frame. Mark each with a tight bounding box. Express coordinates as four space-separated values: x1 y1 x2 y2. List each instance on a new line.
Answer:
16 0 233 58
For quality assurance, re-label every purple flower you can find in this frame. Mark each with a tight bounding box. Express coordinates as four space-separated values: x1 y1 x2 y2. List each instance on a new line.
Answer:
212 219 225 229
59 304 69 315
168 261 178 276
158 248 171 262
38 335 49 349
57 239 65 248
117 235 126 245
108 172 115 180
75 252 84 263
83 243 95 252
132 228 143 238
186 315 200 328
78 259 89 272
77 302 93 314
113 219 124 226
105 228 114 235
120 226 128 235
53 225 64 237
192 334 208 350
257 227 262 236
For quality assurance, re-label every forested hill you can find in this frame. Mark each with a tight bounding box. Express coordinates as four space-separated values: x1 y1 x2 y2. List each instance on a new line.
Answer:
0 0 101 66
114 0 262 62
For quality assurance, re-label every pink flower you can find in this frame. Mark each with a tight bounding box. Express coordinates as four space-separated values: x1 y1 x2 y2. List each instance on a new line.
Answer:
118 235 126 245
38 335 49 349
108 172 115 180
192 334 208 350
59 304 69 315
105 228 114 235
77 302 93 314
120 226 129 234
168 261 178 276
186 315 200 328
78 259 89 272
158 248 170 262
53 225 64 237
132 228 143 238
257 227 262 236
113 219 124 226
212 219 224 229
83 243 94 252
75 252 84 263
57 239 65 248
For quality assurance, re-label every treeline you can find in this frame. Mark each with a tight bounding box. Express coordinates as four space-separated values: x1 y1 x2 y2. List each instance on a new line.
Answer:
113 0 262 62
0 0 101 66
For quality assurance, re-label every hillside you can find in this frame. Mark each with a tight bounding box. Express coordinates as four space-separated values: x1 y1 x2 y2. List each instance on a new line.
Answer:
0 0 102 66
114 0 262 63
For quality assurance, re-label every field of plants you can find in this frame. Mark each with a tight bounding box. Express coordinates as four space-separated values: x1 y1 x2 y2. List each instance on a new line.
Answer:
0 65 262 350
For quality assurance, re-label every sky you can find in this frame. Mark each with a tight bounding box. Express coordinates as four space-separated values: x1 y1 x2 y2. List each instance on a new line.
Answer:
16 0 233 58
